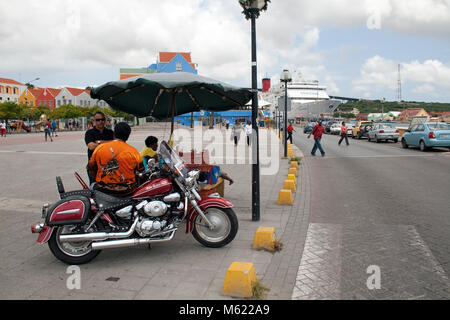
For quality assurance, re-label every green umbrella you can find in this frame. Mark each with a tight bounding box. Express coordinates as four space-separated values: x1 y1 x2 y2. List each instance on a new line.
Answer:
90 72 252 130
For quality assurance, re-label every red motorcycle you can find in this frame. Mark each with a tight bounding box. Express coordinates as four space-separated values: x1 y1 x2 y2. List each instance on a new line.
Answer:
31 141 238 264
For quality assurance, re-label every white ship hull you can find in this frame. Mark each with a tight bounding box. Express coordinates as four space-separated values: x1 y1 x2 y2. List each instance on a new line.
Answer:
288 99 341 118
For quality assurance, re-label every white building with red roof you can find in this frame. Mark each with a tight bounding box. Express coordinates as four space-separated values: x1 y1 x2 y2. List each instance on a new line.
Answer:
55 87 107 108
0 78 27 103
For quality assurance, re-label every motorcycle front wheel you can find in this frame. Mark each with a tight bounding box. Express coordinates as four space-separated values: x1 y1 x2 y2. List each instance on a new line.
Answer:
192 207 238 248
48 225 101 265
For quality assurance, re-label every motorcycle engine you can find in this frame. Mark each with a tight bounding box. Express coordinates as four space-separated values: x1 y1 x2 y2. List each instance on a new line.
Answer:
136 218 167 237
143 201 168 217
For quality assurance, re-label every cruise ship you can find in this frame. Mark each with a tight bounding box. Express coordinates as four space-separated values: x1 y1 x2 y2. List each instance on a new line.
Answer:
262 71 341 119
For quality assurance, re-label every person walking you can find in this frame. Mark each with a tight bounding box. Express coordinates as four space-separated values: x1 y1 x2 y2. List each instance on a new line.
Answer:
308 120 325 157
245 120 253 146
232 120 243 146
0 121 6 138
44 120 53 142
51 119 58 137
338 121 349 146
287 121 296 144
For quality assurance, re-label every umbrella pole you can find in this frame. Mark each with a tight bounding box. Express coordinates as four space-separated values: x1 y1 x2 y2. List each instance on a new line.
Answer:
169 92 176 146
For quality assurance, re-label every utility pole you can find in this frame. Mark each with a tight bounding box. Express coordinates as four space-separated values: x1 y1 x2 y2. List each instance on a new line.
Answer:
397 64 403 109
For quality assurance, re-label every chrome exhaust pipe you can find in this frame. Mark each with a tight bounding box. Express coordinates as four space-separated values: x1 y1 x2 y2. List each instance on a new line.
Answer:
59 219 139 243
91 230 177 251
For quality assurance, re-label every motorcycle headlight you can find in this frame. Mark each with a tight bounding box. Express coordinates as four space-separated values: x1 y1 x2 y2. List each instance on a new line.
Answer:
185 177 195 187
186 170 201 187
188 169 200 180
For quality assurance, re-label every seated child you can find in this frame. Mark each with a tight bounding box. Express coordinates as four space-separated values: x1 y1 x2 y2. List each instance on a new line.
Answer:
141 136 159 171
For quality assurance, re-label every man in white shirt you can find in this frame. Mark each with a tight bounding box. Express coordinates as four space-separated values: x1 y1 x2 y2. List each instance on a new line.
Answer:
245 120 253 146
0 121 6 137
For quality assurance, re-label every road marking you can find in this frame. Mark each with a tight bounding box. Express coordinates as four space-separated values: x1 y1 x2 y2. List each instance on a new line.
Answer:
308 154 435 159
292 223 342 300
292 223 450 300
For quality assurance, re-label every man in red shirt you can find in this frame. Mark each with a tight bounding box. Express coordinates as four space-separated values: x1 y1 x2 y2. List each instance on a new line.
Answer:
308 120 325 157
287 122 296 144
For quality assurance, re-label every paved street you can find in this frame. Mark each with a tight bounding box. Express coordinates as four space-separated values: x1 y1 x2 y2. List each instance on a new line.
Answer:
0 127 308 300
2 125 450 300
291 129 450 299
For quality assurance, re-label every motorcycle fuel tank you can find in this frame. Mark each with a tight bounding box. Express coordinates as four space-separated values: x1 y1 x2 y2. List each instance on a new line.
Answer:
132 178 173 199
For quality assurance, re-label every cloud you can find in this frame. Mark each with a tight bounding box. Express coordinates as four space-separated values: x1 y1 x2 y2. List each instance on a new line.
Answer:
0 0 448 100
354 55 450 100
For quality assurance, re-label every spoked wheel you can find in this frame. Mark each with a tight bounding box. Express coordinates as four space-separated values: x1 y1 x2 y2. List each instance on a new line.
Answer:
192 208 238 248
48 224 100 265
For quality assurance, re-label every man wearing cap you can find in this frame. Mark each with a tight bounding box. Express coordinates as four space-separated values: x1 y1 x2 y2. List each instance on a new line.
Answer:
308 120 326 157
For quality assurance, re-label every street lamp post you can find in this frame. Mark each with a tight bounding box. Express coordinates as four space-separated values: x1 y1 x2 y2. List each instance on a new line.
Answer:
280 69 292 158
25 77 40 89
239 0 269 222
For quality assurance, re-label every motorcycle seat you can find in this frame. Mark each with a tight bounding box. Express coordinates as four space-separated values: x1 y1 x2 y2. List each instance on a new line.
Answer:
93 190 133 211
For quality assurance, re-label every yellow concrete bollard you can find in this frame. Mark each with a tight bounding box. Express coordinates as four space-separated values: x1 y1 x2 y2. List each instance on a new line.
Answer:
222 262 258 298
290 161 299 168
283 179 296 192
288 167 298 177
252 227 278 251
277 189 293 205
287 149 293 157
287 174 297 185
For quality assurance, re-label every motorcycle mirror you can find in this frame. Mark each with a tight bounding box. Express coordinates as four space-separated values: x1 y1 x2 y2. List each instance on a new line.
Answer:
147 158 156 169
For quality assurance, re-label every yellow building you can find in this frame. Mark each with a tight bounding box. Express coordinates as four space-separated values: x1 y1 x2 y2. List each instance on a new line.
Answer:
18 88 39 107
398 108 429 122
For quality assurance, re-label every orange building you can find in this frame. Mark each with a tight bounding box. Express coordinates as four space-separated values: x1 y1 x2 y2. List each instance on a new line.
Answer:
18 87 60 108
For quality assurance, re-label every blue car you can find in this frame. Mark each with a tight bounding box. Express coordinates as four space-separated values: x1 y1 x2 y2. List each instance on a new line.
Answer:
401 122 450 151
303 122 315 134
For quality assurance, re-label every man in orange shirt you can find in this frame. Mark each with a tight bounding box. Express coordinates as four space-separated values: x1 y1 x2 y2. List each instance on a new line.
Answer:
88 122 143 194
338 121 349 146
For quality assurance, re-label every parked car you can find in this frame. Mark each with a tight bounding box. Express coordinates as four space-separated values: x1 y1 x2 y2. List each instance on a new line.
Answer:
353 123 374 139
346 124 355 137
303 122 315 134
325 121 337 134
352 121 374 138
367 123 400 143
401 122 450 151
330 123 341 135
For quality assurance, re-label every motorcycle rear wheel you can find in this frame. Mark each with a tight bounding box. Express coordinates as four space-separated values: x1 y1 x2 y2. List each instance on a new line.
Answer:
48 225 101 265
192 207 238 248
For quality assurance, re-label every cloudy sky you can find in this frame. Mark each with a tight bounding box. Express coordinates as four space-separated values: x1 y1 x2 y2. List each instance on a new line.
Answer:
1 0 449 102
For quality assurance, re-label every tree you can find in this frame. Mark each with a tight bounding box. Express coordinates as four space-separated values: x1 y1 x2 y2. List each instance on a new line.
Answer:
0 101 23 120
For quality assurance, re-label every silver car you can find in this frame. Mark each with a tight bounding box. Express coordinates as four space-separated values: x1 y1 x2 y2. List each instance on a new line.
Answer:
368 123 400 143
